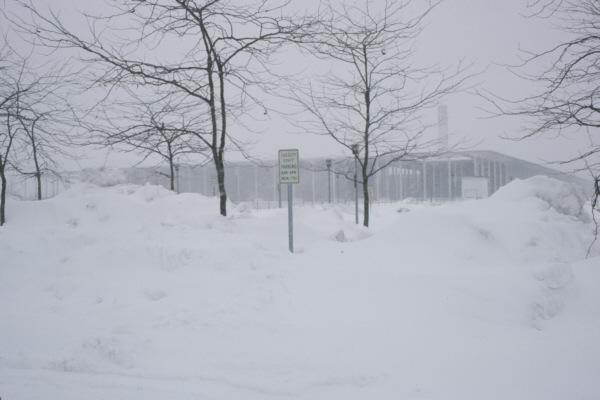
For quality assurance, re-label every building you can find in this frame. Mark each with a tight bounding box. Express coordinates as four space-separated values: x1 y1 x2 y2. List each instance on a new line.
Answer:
5 150 590 203
122 150 592 204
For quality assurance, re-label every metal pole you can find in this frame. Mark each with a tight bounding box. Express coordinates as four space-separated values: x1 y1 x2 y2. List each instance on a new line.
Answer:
311 167 315 204
447 159 452 201
254 165 258 200
352 144 359 224
236 166 240 201
175 164 180 194
187 167 191 192
354 156 358 224
422 161 427 201
326 159 332 204
328 169 331 204
288 183 293 253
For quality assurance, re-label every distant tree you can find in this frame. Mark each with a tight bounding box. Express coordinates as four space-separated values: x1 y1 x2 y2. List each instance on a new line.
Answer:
0 61 19 225
0 31 78 223
11 65 76 201
91 93 208 191
13 111 57 201
288 0 469 227
0 50 37 224
15 0 312 216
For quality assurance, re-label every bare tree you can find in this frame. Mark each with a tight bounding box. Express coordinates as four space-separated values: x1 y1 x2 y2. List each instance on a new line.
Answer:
15 0 311 216
0 70 19 225
288 0 469 227
482 0 600 251
13 111 56 201
10 65 77 201
489 1 600 167
0 49 39 224
91 92 208 191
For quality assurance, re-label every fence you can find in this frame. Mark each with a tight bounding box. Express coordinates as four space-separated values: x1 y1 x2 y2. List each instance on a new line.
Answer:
7 150 557 203
4 172 74 201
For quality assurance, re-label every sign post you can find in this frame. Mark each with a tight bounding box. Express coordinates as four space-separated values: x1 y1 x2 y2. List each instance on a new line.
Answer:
210 175 217 196
279 149 299 252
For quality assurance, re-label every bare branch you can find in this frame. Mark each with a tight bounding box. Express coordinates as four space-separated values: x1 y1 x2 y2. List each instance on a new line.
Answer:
284 0 470 226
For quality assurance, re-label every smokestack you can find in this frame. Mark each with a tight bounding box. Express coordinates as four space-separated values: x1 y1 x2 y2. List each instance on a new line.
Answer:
438 105 448 151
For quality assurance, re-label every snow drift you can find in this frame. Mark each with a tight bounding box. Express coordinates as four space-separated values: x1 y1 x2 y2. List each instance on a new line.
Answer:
0 176 599 399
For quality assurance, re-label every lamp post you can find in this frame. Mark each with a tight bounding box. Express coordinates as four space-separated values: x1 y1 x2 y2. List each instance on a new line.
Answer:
175 164 180 194
336 174 340 203
326 159 332 204
351 144 360 224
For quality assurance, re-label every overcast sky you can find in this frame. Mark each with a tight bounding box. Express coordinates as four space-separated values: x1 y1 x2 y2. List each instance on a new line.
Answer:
418 0 581 170
258 0 585 173
4 0 589 174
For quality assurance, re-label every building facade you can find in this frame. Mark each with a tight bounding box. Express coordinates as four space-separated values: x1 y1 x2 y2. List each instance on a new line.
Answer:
123 150 591 204
5 150 590 203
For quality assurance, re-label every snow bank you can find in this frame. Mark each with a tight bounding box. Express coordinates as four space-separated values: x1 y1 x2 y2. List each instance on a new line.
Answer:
490 175 590 222
80 167 127 187
0 175 599 400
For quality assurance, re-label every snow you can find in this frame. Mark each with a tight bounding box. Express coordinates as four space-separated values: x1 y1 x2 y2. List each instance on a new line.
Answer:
1 175 599 399
80 167 127 187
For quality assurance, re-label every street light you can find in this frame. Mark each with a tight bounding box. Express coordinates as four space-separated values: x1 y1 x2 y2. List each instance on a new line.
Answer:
326 159 332 204
351 144 360 224
174 164 180 194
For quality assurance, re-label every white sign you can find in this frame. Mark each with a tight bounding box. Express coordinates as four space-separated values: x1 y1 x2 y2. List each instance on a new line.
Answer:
461 177 489 199
279 149 299 184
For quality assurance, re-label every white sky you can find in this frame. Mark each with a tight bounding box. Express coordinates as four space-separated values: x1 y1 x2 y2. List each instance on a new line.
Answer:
415 0 585 171
4 0 592 174
263 0 590 174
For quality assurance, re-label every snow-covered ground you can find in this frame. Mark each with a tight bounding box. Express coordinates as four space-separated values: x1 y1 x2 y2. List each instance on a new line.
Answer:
1 174 599 399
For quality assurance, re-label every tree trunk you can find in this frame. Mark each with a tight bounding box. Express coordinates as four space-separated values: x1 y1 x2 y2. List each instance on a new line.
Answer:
201 26 228 217
169 159 175 191
0 169 7 226
362 174 370 228
217 58 228 217
35 173 42 200
215 156 227 217
32 134 42 200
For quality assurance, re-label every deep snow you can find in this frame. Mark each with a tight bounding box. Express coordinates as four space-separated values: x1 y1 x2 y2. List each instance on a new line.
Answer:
1 175 599 399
